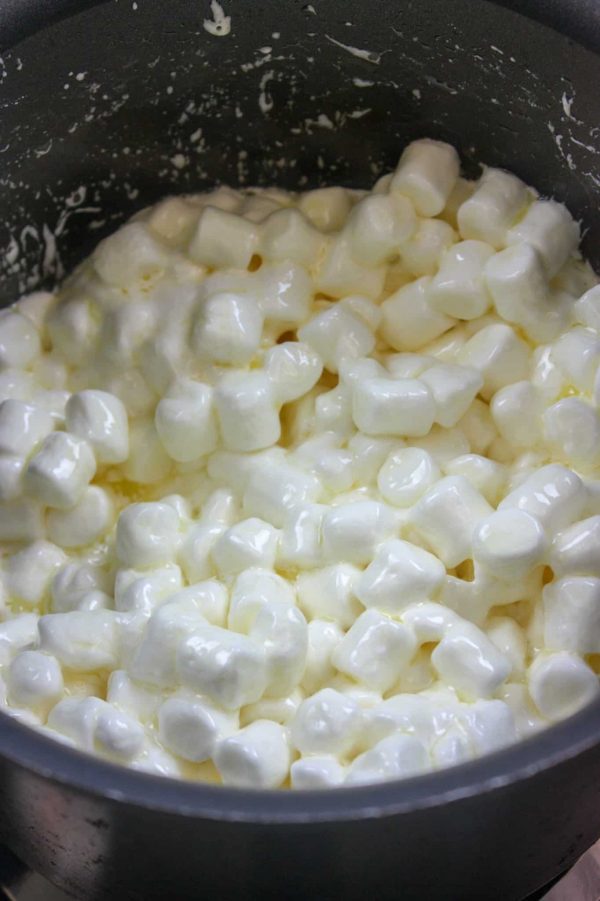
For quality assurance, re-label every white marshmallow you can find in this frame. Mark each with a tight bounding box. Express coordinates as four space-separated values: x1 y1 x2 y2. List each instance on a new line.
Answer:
106 670 162 723
528 652 599 720
321 500 396 566
378 447 439 507
0 310 41 369
301 619 344 695
47 486 114 549
189 206 258 270
291 688 364 757
39 610 120 671
356 539 445 613
129 595 204 686
228 568 295 633
429 241 494 320
347 434 396 486
296 564 362 628
192 293 264 366
574 284 600 332
249 600 308 698
0 368 35 401
506 199 579 277
155 379 218 463
298 305 375 374
51 562 111 613
278 503 326 570
0 500 44 542
48 299 100 366
486 616 527 677
4 541 66 607
116 502 180 569
0 399 54 457
114 564 183 615
166 581 228 628
7 650 63 713
93 222 167 287
431 622 511 700
472 509 546 580
94 705 145 761
264 342 323 405
352 377 435 438
443 454 506 505
298 186 352 231
258 261 313 327
380 277 454 352
420 362 483 428
401 602 459 643
212 517 279 576
0 455 25 501
390 139 459 216
458 698 516 755
65 390 129 464
215 720 290 788
409 476 493 567
414 425 469 467
332 610 416 692
158 693 237 762
543 398 600 470
47 696 106 750
177 625 268 709
551 327 600 394
0 614 39 667
314 386 353 438
315 236 385 300
345 194 416 266
543 576 600 654
291 755 346 789
499 464 587 533
179 521 224 584
491 381 542 449
260 207 324 266
550 516 600 578
401 218 457 277
24 432 95 509
147 196 199 244
346 733 430 785
214 371 280 452
457 167 529 248
243 456 321 527
458 323 530 399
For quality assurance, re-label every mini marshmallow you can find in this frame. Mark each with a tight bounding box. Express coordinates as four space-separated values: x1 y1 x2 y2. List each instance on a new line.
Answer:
315 236 385 300
574 284 600 332
380 277 454 352
491 381 542 449
299 186 352 232
0 399 54 457
39 610 120 671
212 517 279 576
551 327 600 394
47 299 100 366
332 610 416 692
51 562 111 613
264 342 323 405
0 614 39 667
0 309 41 369
458 698 516 756
192 293 263 365
166 581 229 628
543 398 600 470
228 568 295 633
506 199 579 277
401 602 459 643
214 720 290 788
346 733 430 785
177 625 268 709
401 218 457 277
0 455 25 501
443 454 506 505
543 576 600 654
128 594 204 686
390 139 459 217
347 434 396 486
291 755 346 789
7 650 63 713
241 691 302 727
499 464 587 533
47 696 106 750
106 670 162 723
321 501 396 566
431 622 511 700
258 261 313 328
189 206 258 270
550 516 600 578
429 240 494 320
378 447 439 507
65 390 129 464
99 302 157 368
528 652 599 721
486 616 527 677
94 706 146 761
314 386 354 438
457 167 529 248
291 688 364 757
47 486 114 549
116 502 180 569
356 539 445 613
114 563 183 614
260 207 324 266
352 377 436 438
4 541 66 607
420 362 483 428
458 323 530 399
345 193 416 266
301 619 344 696
179 521 224 584
249 600 308 698
243 457 321 527
472 509 546 581
296 564 363 629
93 222 167 287
214 370 280 452
298 305 375 374
158 693 237 762
24 431 96 509
147 196 199 244
278 503 327 570
155 379 218 463
409 476 493 568
0 500 44 543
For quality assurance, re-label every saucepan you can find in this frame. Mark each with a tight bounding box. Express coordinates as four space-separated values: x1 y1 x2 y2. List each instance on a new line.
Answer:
1 1 600 898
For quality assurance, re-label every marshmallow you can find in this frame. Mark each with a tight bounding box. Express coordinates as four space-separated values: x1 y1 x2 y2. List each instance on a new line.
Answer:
528 652 599 721
390 139 459 217
212 517 279 576
192 293 263 366
301 619 344 696
155 379 218 463
106 670 162 723
0 455 25 501
93 222 167 287
291 755 346 789
158 693 237 762
543 576 600 654
249 600 308 698
401 218 457 277
7 650 63 713
346 733 430 785
315 236 385 300
39 610 120 671
147 196 199 244
378 447 439 507
121 418 173 485
458 324 530 399
129 594 204 686
114 563 183 614
65 390 129 464
457 167 529 248
167 581 228 628
506 199 579 277
458 698 516 755
4 541 66 607
278 503 326 570
352 377 435 438
47 486 114 549
551 327 600 394
543 398 600 470
0 614 39 667
0 500 44 543
443 454 506 505
296 564 363 628
431 622 511 700
420 362 483 428
491 381 542 449
0 310 41 369
260 207 324 266
401 602 459 643
429 241 494 320
48 299 100 366
214 371 280 452
24 431 95 509
380 277 454 352
499 464 587 533
243 457 321 527
47 696 106 750
332 610 416 692
345 194 416 266
215 720 290 788
258 261 313 327
264 342 323 405
550 516 600 578
574 284 600 332
0 399 54 457
228 568 295 633
177 626 268 709
356 539 445 613
116 502 180 569
347 434 396 486
299 187 352 231
472 509 546 581
321 501 396 566
298 305 375 374
291 688 364 757
94 705 146 761
409 476 493 567
189 206 258 270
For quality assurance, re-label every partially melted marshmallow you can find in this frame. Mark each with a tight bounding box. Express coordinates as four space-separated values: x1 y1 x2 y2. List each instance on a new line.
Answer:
1 139 599 789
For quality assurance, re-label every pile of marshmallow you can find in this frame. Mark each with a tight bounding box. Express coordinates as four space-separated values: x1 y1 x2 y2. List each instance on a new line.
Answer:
0 138 599 789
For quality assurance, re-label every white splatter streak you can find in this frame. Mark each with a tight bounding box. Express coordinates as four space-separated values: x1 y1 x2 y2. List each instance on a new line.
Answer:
203 1 231 37
325 35 381 65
